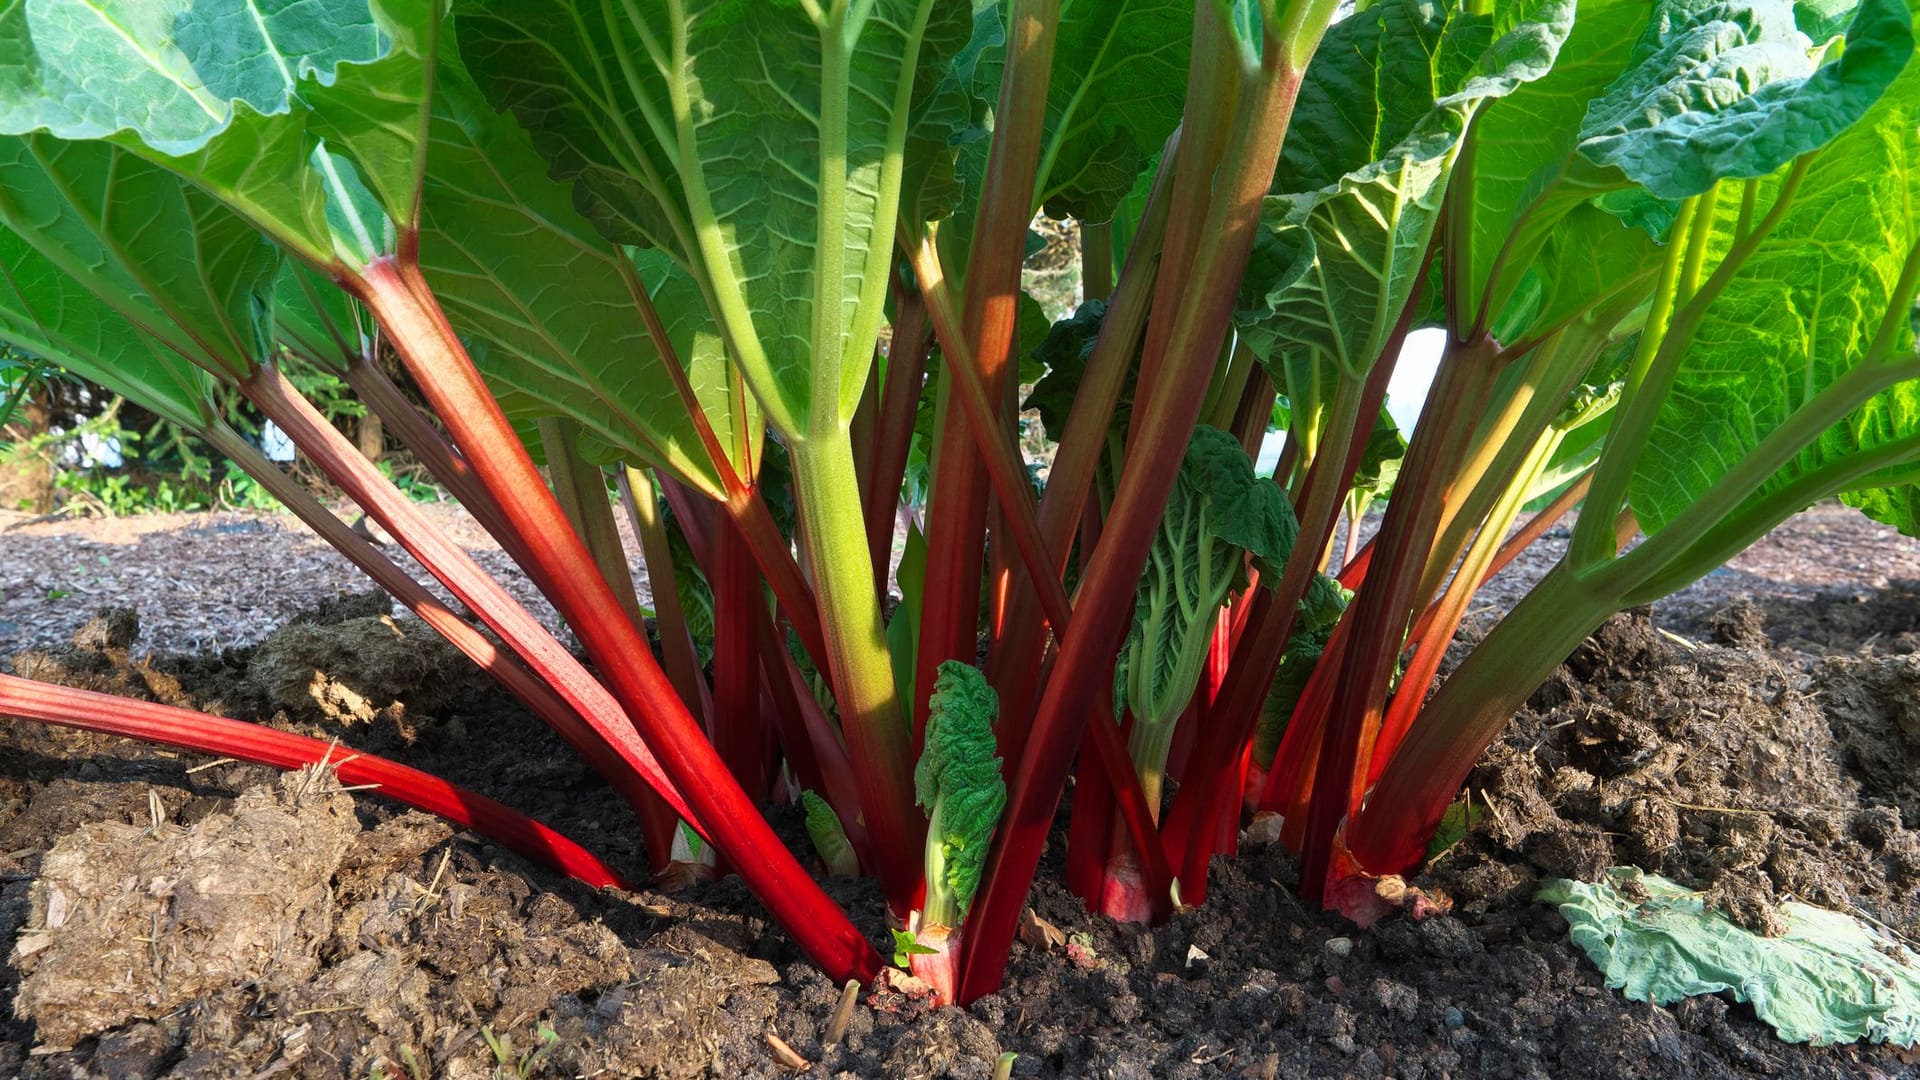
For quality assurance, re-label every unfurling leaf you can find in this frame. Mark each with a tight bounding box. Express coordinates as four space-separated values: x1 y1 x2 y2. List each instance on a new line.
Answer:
915 661 1005 925
801 791 859 880
1114 427 1299 732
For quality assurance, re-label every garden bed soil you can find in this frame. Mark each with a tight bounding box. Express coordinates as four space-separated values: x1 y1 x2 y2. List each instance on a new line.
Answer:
5 505 1920 1077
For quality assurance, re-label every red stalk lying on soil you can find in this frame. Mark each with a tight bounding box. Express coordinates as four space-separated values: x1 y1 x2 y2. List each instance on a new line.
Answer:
0 674 629 890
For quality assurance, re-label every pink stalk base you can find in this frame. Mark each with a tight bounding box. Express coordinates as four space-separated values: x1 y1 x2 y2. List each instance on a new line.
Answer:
1096 852 1154 923
909 926 962 1005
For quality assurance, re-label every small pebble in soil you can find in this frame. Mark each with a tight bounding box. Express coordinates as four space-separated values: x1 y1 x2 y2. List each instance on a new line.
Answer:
1444 1005 1466 1029
1323 935 1353 959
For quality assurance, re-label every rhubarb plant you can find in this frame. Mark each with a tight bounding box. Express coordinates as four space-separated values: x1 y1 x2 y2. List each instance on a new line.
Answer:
0 0 1915 1010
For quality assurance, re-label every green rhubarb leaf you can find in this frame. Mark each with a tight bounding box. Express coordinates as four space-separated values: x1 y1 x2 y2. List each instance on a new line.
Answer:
1633 43 1920 536
0 135 280 383
1034 0 1190 223
800 790 859 879
455 0 964 437
901 1 1004 230
1350 410 1407 506
0 0 436 266
1114 427 1299 729
1543 868 1920 1045
914 661 1004 919
272 259 371 374
1576 0 1915 201
1239 0 1577 386
1023 300 1114 444
1798 0 1865 41
1454 0 1651 326
0 225 217 431
0 0 376 151
1253 572 1351 766
1500 203 1662 343
413 66 730 495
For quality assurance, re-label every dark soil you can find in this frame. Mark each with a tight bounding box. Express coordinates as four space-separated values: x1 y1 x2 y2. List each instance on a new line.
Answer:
6 586 1920 1078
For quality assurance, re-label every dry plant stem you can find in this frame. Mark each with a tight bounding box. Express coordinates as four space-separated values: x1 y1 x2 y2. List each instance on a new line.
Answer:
351 259 881 982
0 674 629 890
914 0 1062 742
205 425 675 836
958 10 1328 1000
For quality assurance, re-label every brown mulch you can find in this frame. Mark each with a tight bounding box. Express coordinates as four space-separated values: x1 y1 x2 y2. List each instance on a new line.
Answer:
0 502 659 673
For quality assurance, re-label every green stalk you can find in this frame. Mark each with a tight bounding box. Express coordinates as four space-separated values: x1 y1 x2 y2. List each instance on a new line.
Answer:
790 432 922 911
1418 323 1610 606
1573 157 1814 568
1567 195 1699 566
1608 354 1920 598
1082 220 1114 302
1628 425 1920 602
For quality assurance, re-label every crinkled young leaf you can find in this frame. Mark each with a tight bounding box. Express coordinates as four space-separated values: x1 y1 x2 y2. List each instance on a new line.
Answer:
1633 43 1920 535
914 661 1004 920
1113 427 1299 729
1576 0 1915 200
1034 0 1190 223
1238 0 1577 383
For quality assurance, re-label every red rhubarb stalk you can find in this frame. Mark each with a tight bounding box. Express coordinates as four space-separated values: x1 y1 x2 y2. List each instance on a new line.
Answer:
0 674 629 890
913 0 1062 742
349 258 881 982
958 9 1329 998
